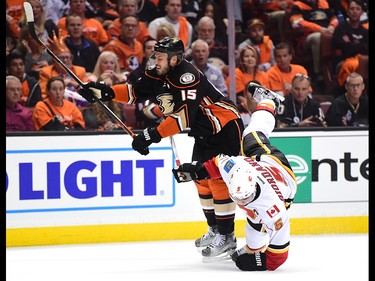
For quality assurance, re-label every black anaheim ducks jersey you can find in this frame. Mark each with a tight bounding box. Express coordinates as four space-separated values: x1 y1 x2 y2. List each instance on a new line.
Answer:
133 59 241 138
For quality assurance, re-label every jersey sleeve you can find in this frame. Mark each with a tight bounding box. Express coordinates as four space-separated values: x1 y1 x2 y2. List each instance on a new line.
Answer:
32 102 53 131
111 83 137 104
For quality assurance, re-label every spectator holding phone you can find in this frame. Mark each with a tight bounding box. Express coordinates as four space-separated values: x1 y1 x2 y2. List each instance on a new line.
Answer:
276 73 327 127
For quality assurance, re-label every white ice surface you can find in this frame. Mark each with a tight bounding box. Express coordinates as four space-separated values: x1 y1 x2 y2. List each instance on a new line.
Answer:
6 234 368 281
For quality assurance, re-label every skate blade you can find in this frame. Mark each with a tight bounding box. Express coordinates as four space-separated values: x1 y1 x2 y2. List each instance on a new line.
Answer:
201 249 236 263
196 244 213 253
196 247 204 253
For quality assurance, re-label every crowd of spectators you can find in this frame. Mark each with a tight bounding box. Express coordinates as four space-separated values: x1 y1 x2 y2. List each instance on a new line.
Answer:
6 0 368 132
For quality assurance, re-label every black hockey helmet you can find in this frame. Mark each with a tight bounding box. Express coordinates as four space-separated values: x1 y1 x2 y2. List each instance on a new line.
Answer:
152 37 185 60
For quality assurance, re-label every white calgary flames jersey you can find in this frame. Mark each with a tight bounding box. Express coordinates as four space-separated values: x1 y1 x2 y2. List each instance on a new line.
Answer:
217 154 297 243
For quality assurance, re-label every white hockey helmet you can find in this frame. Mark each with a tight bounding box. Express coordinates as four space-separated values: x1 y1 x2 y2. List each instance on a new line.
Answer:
228 165 258 206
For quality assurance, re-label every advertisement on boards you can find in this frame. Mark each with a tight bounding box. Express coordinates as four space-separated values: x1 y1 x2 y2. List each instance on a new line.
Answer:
6 131 368 229
271 134 368 203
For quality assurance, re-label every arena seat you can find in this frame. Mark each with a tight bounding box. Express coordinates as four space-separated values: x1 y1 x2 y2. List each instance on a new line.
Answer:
122 104 138 129
319 101 332 116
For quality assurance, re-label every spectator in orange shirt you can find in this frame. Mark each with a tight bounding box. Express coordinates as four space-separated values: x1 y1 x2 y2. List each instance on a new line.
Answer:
6 0 25 23
148 0 193 48
267 42 310 96
103 15 144 75
227 44 270 101
237 18 276 72
106 0 150 45
33 76 85 131
226 45 270 126
6 0 25 39
39 31 89 100
57 0 109 50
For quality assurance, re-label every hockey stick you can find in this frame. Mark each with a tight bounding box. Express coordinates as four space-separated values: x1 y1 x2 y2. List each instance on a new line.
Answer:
170 135 185 182
169 136 181 167
154 115 180 168
23 1 135 138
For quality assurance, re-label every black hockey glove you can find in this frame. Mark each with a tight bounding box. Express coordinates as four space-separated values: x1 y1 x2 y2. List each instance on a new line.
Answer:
78 81 115 103
132 127 162 155
172 161 209 183
231 247 267 271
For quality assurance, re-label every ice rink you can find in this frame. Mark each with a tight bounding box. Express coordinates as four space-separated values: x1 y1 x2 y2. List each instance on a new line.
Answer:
6 233 368 281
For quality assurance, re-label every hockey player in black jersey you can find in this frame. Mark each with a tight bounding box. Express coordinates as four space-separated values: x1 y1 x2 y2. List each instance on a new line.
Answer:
79 37 244 260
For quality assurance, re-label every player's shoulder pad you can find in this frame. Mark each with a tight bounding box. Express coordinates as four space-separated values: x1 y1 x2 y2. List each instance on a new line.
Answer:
168 60 200 88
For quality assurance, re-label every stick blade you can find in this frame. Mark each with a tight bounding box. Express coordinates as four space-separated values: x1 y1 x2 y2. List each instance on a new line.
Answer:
23 1 34 22
23 1 39 43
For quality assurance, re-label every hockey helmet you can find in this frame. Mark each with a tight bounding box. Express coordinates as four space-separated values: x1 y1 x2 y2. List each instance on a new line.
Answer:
152 37 185 60
228 164 258 206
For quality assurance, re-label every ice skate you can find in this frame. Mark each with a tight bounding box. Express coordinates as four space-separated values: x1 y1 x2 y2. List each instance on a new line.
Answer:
247 82 285 106
201 233 237 262
195 225 218 251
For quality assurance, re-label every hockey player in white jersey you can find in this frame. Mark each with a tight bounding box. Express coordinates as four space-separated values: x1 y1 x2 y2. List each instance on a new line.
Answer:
173 82 297 270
